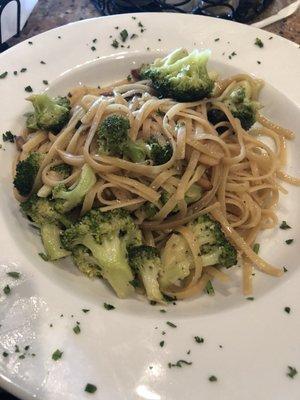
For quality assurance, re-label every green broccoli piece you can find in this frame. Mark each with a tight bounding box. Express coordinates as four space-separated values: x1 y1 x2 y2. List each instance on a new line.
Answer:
26 112 38 131
161 184 202 212
51 164 72 179
26 94 71 134
147 137 173 165
140 48 214 102
159 214 237 290
128 245 164 303
189 214 237 268
21 195 71 260
224 86 258 130
61 208 142 298
98 114 147 163
52 164 96 213
72 245 102 278
13 152 43 196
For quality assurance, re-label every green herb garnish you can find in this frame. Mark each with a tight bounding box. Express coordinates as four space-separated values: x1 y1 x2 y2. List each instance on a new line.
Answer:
73 325 81 334
111 39 119 48
82 309 90 313
252 243 260 254
280 221 291 230
285 239 294 245
39 252 49 261
3 285 11 295
103 303 115 310
194 336 204 344
2 351 9 357
159 340 165 347
287 366 297 378
166 321 177 328
20 68 27 73
255 38 264 48
42 80 48 85
209 375 217 382
120 29 128 42
246 297 254 301
85 383 97 393
0 71 8 79
205 280 215 296
91 46 96 51
24 85 33 92
2 131 15 143
284 306 291 314
168 360 192 368
52 349 63 361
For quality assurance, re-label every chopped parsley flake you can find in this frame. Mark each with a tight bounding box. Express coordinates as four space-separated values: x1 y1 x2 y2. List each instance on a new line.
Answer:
52 349 63 361
166 321 177 328
206 280 215 295
285 239 294 245
269 36 273 40
284 306 291 314
255 38 264 48
246 297 254 301
130 33 138 39
253 243 260 254
73 324 81 334
28 41 33 45
138 22 144 28
24 345 30 351
13 71 18 75
194 336 204 344
42 80 48 85
19 354 25 359
82 309 90 313
111 39 119 48
257 61 261 64
287 366 297 378
168 360 192 368
160 309 166 313
2 351 9 357
214 38 220 42
209 375 217 382
85 383 97 393
92 38 97 43
228 51 237 59
3 285 11 295
0 71 8 79
103 303 115 310
280 221 291 230
20 68 27 73
24 85 33 93
283 267 288 273
39 252 49 261
120 29 128 42
160 341 165 347
91 46 96 51
2 131 15 143
40 60 46 64
58 36 61 39
15 345 20 353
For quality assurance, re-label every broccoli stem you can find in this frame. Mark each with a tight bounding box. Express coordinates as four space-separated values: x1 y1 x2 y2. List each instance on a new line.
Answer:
40 223 70 261
82 235 134 298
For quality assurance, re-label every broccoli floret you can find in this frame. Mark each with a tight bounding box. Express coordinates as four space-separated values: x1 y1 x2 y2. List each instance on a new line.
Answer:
98 114 147 163
26 94 71 134
128 245 164 303
189 214 237 268
72 245 102 278
21 195 71 260
161 184 202 212
52 164 96 213
224 86 258 130
13 152 43 196
26 112 39 131
51 164 72 179
159 214 237 290
140 48 214 102
159 234 192 289
61 208 142 298
147 137 173 165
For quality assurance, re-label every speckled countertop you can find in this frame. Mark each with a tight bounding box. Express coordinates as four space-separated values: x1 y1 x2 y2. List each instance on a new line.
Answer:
5 0 300 48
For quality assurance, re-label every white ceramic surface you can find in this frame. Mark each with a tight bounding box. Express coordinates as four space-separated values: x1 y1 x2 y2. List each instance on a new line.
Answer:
0 13 300 400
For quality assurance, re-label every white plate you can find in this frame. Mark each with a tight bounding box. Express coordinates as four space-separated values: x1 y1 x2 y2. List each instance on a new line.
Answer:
1 13 300 400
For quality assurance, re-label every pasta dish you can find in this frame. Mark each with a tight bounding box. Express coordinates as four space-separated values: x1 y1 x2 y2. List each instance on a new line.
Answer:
12 48 299 303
